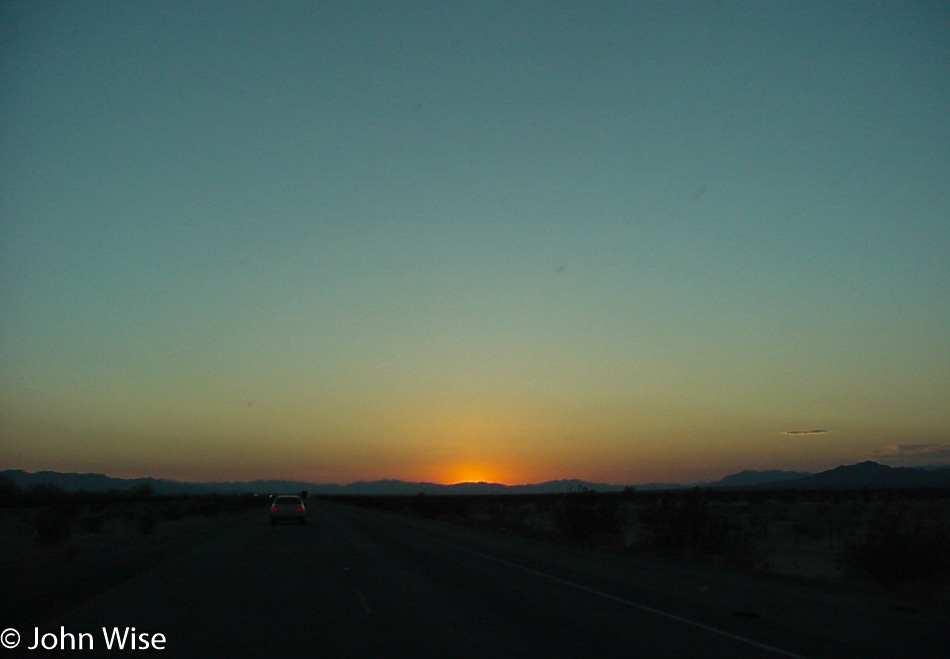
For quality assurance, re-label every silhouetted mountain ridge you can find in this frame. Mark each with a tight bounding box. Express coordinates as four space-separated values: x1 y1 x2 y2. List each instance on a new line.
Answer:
789 461 950 489
3 461 949 496
712 469 813 488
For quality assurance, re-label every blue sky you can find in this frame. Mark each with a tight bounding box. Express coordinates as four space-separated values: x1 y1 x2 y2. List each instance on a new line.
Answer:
2 1 948 484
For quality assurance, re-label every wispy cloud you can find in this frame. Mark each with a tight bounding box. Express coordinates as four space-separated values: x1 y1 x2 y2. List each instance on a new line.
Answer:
885 444 950 457
874 444 950 466
781 429 829 436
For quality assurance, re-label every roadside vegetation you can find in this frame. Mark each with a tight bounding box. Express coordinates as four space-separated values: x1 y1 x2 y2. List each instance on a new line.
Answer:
326 486 950 596
0 475 263 549
0 475 269 628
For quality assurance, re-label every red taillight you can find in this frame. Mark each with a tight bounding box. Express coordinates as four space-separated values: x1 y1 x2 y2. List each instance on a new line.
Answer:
271 506 279 512
295 507 304 513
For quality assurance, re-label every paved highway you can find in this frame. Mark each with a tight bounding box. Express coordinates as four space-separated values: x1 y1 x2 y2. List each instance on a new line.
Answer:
29 500 949 658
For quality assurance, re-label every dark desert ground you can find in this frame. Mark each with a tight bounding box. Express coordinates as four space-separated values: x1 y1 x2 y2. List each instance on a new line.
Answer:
2 481 948 657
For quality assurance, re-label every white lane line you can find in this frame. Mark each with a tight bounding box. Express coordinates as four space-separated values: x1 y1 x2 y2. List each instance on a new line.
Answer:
355 589 373 614
430 537 810 659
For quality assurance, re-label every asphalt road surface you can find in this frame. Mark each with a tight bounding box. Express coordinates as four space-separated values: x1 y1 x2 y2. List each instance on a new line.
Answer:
22 501 949 658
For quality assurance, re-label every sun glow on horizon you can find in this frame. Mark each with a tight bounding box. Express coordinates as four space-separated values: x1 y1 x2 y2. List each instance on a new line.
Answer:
442 464 512 486
1 2 946 490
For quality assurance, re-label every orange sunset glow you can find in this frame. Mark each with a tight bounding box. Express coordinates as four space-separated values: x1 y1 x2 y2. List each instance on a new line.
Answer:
1 2 948 488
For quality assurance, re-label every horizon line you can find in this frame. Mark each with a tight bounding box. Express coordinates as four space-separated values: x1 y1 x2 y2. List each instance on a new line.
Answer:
7 460 950 490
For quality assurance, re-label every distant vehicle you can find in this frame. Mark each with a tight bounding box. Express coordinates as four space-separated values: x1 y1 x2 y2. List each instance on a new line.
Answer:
270 495 306 525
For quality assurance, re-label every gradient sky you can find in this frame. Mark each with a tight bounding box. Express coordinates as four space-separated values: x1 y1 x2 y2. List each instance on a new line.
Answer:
2 1 948 485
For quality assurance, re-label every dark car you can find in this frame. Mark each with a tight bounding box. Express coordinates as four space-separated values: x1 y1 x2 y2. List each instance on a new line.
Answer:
270 495 306 525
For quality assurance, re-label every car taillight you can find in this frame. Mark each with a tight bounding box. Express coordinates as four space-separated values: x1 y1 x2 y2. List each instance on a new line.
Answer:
271 506 279 512
295 507 304 513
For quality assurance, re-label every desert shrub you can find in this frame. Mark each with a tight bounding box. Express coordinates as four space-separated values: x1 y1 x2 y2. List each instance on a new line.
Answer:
515 502 559 536
768 501 790 522
639 493 722 555
217 494 264 512
555 489 623 541
441 496 472 520
27 483 71 504
719 525 766 568
159 500 183 521
637 492 762 566
184 498 218 517
0 475 20 506
840 506 950 583
404 494 471 520
31 507 75 546
410 493 442 519
79 512 106 533
135 506 158 535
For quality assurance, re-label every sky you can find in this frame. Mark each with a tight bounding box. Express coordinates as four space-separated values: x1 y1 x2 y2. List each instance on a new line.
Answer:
1 1 948 486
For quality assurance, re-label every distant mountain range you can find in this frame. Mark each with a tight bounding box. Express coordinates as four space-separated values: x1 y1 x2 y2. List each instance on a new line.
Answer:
0 471 626 496
780 461 950 489
3 461 950 496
